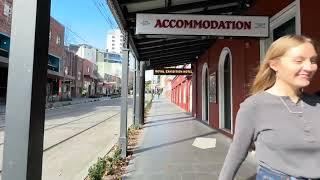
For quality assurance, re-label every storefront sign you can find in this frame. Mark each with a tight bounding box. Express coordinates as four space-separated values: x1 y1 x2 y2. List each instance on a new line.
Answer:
136 14 268 37
154 68 192 75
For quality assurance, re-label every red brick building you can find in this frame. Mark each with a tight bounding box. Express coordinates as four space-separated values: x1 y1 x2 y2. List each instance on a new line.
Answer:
0 0 12 35
46 17 65 102
75 56 84 97
0 4 68 102
171 65 193 113
170 0 320 137
62 49 77 99
82 59 98 97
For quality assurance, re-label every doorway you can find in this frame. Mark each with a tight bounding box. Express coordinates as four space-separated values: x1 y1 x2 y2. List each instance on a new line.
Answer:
201 63 209 123
218 48 233 132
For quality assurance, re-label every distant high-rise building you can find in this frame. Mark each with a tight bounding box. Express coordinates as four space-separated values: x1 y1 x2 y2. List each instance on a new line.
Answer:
105 29 124 54
97 52 122 78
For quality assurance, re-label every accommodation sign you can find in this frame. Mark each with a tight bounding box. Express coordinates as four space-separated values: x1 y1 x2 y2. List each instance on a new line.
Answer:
154 68 192 75
136 13 268 37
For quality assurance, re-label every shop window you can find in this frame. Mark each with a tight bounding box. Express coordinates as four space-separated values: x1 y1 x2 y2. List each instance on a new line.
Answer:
0 34 10 58
273 18 295 41
48 54 60 72
260 1 299 63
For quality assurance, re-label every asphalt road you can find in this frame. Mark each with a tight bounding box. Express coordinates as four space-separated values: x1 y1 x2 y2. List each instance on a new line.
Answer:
0 97 134 180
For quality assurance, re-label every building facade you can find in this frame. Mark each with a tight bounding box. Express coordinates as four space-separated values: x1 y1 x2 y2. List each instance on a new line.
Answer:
169 0 320 138
62 48 77 99
194 0 320 137
0 4 67 103
47 17 65 102
76 44 97 64
96 52 123 95
75 55 84 97
171 75 192 113
97 52 122 78
106 29 123 54
82 59 98 97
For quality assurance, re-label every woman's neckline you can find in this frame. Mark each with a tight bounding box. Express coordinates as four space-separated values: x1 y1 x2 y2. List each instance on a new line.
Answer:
263 91 304 104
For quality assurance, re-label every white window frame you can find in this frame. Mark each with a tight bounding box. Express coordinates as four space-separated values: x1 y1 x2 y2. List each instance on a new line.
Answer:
260 0 301 63
56 35 61 45
3 2 12 17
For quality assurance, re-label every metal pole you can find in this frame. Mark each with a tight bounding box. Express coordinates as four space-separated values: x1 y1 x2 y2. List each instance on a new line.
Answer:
2 0 51 179
119 48 129 158
135 60 141 125
139 61 146 124
132 56 136 124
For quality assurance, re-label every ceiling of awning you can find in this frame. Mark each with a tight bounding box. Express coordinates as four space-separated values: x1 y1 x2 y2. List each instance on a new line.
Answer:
108 0 254 69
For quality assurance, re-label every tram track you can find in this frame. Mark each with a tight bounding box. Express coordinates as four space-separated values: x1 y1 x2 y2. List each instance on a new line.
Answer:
0 111 121 173
0 98 121 129
43 112 120 152
0 111 120 147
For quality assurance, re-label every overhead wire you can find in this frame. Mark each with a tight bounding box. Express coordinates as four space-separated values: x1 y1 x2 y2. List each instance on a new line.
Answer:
90 0 116 30
97 0 117 29
64 26 89 45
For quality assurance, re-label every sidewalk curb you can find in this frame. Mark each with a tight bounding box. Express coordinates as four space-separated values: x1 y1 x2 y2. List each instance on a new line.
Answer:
46 97 111 110
79 136 119 180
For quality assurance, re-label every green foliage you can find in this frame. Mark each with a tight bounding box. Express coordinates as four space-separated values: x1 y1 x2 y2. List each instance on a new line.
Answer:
144 95 153 117
145 80 152 92
88 157 107 180
131 124 141 130
105 146 123 175
113 147 122 163
127 124 141 137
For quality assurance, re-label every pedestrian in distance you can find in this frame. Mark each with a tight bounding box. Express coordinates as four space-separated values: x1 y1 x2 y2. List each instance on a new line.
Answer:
219 35 320 180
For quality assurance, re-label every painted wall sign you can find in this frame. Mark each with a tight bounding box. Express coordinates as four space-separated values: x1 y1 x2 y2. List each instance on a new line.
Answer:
154 68 192 75
209 72 217 103
136 13 269 37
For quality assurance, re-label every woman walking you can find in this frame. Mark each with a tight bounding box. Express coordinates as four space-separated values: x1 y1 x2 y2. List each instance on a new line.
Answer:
219 35 320 180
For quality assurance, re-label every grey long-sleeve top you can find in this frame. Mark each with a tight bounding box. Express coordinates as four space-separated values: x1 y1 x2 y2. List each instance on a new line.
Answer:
218 91 320 179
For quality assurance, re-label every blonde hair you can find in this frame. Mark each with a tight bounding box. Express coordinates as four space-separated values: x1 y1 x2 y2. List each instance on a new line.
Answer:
250 35 318 95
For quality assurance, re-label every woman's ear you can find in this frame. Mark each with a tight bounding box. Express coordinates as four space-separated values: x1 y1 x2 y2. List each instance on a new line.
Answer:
268 59 278 72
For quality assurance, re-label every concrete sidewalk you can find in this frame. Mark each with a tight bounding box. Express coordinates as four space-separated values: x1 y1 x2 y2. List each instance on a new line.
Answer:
124 96 257 180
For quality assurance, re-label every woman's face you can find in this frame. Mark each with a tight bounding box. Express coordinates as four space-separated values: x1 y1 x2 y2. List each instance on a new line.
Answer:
271 42 318 89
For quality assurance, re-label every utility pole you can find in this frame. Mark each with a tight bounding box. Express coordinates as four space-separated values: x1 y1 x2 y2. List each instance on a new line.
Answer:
119 32 129 158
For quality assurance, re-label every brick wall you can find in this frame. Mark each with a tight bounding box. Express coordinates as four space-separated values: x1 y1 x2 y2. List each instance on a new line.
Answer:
63 49 76 78
0 0 13 36
49 17 65 58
